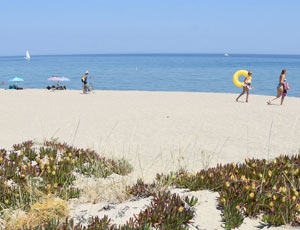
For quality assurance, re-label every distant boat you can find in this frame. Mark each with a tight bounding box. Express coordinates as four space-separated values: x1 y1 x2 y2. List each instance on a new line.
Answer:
224 53 229 57
24 50 30 60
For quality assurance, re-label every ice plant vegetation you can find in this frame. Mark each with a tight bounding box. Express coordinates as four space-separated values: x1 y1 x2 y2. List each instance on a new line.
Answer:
153 154 300 229
0 140 198 230
0 140 133 212
60 191 197 230
3 140 300 229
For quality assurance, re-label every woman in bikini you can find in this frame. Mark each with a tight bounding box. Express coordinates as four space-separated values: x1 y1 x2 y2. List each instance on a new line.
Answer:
236 70 252 103
267 69 287 105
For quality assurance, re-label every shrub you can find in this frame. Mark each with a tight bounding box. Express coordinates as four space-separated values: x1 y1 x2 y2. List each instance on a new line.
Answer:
5 196 68 230
0 140 133 212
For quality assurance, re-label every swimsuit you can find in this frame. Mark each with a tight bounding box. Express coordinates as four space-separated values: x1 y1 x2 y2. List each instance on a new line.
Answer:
277 83 284 89
277 78 286 89
243 78 251 88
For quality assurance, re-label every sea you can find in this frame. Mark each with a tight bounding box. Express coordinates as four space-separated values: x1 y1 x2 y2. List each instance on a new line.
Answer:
0 54 299 97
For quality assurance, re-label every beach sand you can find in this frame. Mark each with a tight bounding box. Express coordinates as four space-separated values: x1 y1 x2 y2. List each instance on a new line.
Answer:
1 89 299 181
1 89 300 229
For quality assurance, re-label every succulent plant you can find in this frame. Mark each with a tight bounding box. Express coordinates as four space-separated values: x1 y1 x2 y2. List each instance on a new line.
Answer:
0 140 133 212
154 154 300 228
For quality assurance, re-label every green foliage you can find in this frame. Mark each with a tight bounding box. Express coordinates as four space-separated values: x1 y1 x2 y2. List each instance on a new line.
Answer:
113 158 134 176
0 140 133 212
8 140 300 229
126 179 157 198
132 191 195 229
2 140 197 230
155 155 300 228
184 196 198 207
61 191 196 230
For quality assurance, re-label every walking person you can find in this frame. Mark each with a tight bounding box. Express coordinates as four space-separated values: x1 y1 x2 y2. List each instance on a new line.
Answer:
236 70 253 103
267 69 289 105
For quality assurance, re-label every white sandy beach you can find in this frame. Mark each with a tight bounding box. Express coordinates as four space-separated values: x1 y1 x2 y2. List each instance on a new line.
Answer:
1 89 300 229
1 89 300 181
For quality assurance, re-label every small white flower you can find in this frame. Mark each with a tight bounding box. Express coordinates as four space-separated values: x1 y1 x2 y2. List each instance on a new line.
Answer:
7 179 18 188
41 156 49 164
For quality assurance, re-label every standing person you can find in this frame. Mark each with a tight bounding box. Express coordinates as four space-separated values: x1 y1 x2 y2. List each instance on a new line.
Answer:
236 70 253 103
56 81 61 89
81 70 89 93
267 69 288 105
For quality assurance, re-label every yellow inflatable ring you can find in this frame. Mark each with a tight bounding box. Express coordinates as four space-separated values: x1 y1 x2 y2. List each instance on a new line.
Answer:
233 70 249 88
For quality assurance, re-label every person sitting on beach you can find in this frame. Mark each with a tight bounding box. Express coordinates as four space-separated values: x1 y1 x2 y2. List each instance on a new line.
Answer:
236 70 252 103
57 85 67 90
46 85 57 90
55 81 66 90
9 84 23 90
9 85 16 90
267 69 288 105
46 84 66 90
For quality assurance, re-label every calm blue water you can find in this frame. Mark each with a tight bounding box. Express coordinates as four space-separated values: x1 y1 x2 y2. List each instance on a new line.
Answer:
0 54 300 97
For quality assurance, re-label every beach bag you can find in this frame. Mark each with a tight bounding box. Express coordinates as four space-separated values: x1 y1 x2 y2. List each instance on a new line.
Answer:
285 82 290 90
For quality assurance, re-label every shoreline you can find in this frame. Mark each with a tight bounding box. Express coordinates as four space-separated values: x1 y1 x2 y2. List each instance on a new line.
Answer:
1 88 299 99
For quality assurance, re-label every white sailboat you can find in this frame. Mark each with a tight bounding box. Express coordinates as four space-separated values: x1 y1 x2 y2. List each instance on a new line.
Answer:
224 53 229 57
24 50 30 60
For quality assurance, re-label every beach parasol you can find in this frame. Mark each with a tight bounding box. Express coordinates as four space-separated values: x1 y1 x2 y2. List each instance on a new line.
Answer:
48 76 61 81
59 77 70 81
9 77 24 82
48 76 70 81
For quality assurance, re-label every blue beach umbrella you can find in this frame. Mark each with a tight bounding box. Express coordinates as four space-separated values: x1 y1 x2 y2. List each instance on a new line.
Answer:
9 77 24 82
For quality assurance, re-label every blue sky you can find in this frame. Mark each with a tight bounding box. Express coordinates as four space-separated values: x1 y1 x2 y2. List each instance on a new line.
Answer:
1 0 300 56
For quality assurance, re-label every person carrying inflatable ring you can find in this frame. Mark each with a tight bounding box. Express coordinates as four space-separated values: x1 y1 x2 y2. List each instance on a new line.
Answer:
235 70 254 103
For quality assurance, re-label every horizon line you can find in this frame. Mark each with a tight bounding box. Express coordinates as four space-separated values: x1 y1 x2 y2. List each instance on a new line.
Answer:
1 52 300 58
